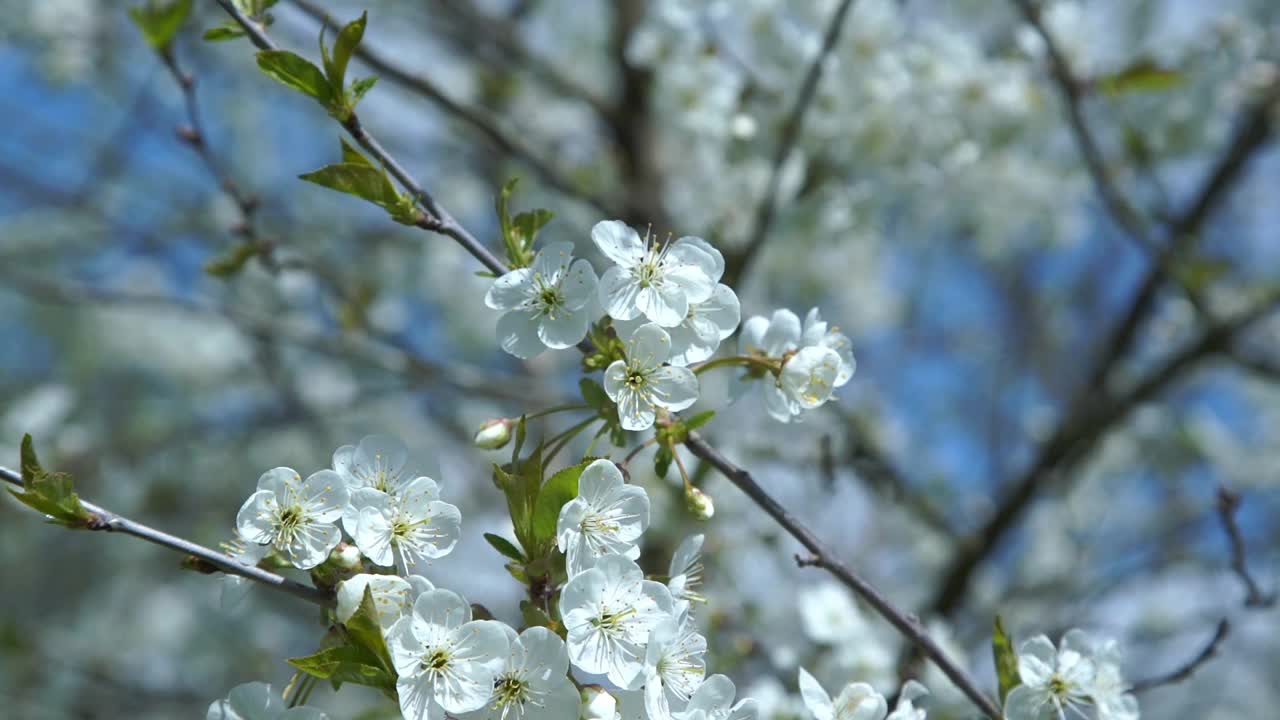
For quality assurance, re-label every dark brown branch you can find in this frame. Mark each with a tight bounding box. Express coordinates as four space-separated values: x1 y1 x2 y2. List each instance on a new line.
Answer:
722 0 859 287
287 0 615 217
0 466 334 608
1216 486 1277 608
1130 619 1230 694
683 433 1001 719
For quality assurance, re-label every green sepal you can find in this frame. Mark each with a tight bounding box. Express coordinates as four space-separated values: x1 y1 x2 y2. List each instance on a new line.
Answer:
992 615 1020 703
519 601 555 631
203 241 259 277
128 0 192 49
8 434 93 529
653 445 673 479
256 50 334 106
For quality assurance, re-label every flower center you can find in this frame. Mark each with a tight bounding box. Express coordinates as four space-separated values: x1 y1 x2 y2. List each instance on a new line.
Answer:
494 674 529 707
593 606 637 633
420 649 451 672
625 367 647 389
277 505 304 535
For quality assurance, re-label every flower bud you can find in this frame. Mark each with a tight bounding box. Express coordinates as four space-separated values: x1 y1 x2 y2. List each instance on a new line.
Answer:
685 485 715 520
581 686 619 720
473 418 514 449
330 542 363 571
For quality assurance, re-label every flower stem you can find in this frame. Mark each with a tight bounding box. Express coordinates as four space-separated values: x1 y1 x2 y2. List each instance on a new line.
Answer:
544 417 600 465
524 403 591 421
690 355 780 376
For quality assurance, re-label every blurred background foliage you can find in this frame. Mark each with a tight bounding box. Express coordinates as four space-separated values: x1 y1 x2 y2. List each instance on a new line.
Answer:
1 0 1278 717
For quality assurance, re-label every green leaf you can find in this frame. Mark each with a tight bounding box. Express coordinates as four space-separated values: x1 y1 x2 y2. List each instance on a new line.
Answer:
328 12 368 92
531 461 588 550
8 434 92 528
349 76 378 107
203 242 259 277
343 585 394 671
512 208 554 248
299 163 412 222
1098 60 1185 96
1175 257 1231 294
340 138 374 167
288 645 393 689
519 600 553 630
682 410 716 432
579 378 610 413
202 24 245 42
256 50 333 105
992 615 1020 703
484 533 525 562
495 178 520 264
128 0 192 49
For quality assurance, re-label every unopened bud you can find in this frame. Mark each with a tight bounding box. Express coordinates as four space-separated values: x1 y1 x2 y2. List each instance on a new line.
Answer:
582 686 619 720
331 542 363 570
474 418 514 449
685 485 715 520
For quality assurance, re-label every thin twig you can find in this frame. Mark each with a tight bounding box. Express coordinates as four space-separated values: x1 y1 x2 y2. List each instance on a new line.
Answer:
1216 486 1277 608
287 0 616 217
683 433 1001 719
213 0 510 277
723 0 859 287
1130 619 1230 694
0 466 334 608
1011 0 1154 253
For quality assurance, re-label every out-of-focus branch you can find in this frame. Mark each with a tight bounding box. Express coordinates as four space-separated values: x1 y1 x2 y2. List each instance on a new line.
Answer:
287 0 616 217
609 0 669 228
1216 486 1277 608
926 288 1280 620
722 0 859 287
683 433 1001 719
1130 618 1230 694
0 466 334 608
1011 0 1154 253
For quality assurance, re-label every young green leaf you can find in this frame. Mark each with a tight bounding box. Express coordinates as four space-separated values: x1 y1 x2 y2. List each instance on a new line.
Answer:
8 434 92 528
484 533 526 562
128 0 192 49
530 460 589 551
328 12 368 92
654 445 673 479
992 615 1020 703
202 24 245 42
343 585 394 672
203 241 259 277
348 76 379 108
682 410 716 432
519 600 554 630
288 644 394 690
256 50 334 105
299 163 415 224
1097 60 1185 96
340 138 374 167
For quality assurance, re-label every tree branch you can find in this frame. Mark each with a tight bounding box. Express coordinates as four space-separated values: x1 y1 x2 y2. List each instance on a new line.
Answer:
1130 618 1230 694
1011 0 1155 253
0 466 334 608
286 0 617 218
926 288 1280 620
683 433 1001 719
722 0 859 287
1216 486 1277 608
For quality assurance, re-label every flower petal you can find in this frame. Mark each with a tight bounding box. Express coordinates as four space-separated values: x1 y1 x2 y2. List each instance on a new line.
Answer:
627 323 673 369
649 366 699 412
485 267 533 311
593 220 646 266
496 309 547 359
599 266 644 321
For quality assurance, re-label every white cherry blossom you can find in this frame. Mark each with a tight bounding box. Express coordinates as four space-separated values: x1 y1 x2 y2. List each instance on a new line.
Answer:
557 458 651 576
207 681 328 720
486 241 600 359
235 467 347 570
735 308 855 422
351 476 462 573
643 607 707 720
798 668 887 720
593 220 717 327
333 434 413 534
604 323 700 431
335 573 434 630
561 554 674 689
673 674 758 720
461 626 580 720
1003 631 1096 720
388 588 510 720
667 534 705 615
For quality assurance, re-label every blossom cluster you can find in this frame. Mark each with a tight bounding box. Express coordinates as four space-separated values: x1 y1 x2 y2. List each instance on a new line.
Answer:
1004 631 1139 720
486 220 856 429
